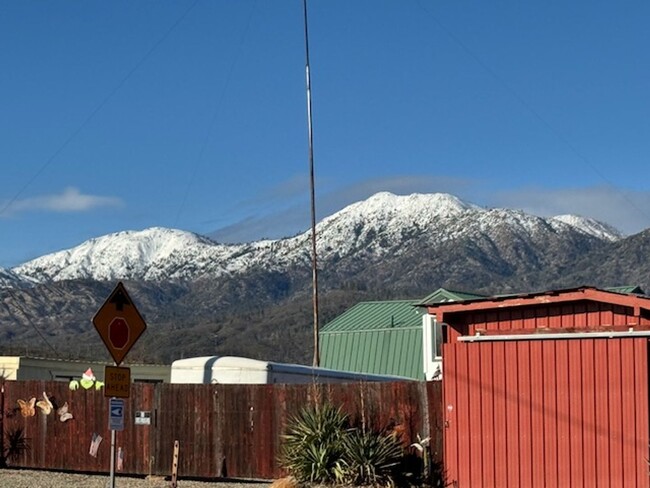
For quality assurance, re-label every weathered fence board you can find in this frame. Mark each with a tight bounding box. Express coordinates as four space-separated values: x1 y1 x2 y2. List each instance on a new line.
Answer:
1 380 442 480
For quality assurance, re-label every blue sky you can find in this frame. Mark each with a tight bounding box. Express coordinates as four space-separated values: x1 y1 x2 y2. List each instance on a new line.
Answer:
2 1 650 267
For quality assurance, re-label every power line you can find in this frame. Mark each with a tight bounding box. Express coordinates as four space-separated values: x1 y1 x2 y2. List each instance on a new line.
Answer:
417 1 650 227
174 0 258 227
2 285 61 358
0 0 201 218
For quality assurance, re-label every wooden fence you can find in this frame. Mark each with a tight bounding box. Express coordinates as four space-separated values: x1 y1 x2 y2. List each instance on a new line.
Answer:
1 380 442 480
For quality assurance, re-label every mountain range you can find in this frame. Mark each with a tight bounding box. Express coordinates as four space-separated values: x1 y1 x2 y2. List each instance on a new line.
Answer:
1 192 647 365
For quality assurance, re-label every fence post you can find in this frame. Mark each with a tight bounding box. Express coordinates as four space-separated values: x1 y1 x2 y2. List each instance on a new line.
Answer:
170 440 179 488
0 380 4 468
419 381 430 443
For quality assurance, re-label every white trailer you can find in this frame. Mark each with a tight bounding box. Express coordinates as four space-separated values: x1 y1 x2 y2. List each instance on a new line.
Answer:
170 356 411 385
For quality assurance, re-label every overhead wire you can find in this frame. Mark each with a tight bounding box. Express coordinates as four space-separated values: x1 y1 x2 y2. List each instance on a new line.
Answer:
416 1 650 228
0 0 201 218
174 0 259 227
1 285 61 358
1 0 201 358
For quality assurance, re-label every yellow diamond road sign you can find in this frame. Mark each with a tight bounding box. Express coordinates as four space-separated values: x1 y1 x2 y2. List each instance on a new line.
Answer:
93 282 147 366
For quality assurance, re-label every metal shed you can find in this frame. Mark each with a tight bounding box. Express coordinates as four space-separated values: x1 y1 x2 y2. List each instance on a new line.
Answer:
320 288 484 380
320 299 425 379
424 286 650 487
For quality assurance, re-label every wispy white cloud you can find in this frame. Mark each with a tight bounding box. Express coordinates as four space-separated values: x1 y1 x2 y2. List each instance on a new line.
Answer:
210 212 307 243
0 187 124 217
491 186 650 235
258 174 312 203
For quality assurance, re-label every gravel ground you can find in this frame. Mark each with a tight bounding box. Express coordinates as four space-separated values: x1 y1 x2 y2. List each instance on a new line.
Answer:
0 469 269 488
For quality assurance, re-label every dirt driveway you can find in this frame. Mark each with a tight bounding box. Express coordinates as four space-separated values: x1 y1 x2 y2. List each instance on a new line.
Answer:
0 468 268 488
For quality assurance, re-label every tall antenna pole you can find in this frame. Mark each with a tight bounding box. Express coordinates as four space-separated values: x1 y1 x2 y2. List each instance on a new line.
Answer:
303 0 320 367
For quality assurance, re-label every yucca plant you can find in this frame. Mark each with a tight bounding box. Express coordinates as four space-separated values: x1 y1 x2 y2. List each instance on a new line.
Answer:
339 428 404 486
280 403 348 483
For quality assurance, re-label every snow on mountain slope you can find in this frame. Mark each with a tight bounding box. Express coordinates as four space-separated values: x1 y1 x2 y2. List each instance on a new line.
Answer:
551 215 622 242
303 193 620 260
13 227 275 282
0 267 34 288
251 192 484 267
298 192 478 259
11 193 622 284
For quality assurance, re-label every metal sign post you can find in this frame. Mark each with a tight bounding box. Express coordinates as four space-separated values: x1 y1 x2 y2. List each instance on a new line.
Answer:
93 283 146 488
109 427 117 488
108 396 125 488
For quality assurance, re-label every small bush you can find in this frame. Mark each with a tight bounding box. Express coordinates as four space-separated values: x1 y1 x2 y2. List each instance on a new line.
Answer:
280 403 348 483
280 403 411 486
339 428 403 486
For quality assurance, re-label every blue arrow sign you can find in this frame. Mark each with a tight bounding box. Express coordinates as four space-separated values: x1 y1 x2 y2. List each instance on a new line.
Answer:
109 398 125 431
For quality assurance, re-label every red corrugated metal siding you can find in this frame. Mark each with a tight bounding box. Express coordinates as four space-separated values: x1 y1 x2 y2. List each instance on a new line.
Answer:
443 337 649 488
453 302 650 336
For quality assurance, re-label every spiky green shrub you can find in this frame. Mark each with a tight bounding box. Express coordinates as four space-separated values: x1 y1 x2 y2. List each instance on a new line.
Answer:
280 402 411 486
279 403 348 483
339 428 404 486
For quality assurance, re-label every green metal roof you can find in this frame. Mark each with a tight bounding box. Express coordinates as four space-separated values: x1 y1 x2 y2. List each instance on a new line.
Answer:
605 285 645 295
320 326 424 380
417 287 486 305
320 299 425 379
319 288 490 379
321 300 423 333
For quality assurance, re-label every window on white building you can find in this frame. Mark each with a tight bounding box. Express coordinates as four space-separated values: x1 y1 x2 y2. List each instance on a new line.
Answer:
433 320 443 359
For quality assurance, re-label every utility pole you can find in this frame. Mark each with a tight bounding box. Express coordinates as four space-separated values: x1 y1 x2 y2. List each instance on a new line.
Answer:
303 0 320 367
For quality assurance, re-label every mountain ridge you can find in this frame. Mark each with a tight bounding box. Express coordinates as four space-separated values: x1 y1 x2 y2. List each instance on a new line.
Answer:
1 191 645 365
11 192 622 284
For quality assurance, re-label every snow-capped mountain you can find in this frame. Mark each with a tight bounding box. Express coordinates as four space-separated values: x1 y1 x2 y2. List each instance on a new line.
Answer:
13 227 250 282
311 192 621 259
11 192 621 284
4 192 648 365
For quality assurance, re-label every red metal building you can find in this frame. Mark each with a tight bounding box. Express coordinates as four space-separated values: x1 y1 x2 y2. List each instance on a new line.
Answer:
424 286 650 488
